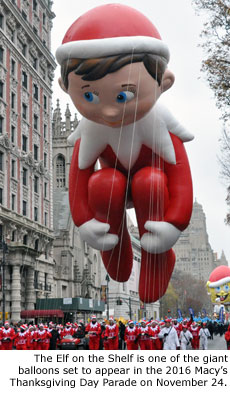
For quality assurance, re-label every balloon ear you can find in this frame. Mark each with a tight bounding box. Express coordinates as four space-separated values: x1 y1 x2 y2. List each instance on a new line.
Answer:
161 69 175 93
58 77 67 93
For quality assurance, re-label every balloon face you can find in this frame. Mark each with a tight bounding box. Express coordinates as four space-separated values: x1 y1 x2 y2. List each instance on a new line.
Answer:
66 62 162 128
207 281 230 304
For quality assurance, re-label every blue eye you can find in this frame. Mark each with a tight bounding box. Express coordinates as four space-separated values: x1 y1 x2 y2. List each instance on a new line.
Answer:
116 90 135 103
83 92 99 103
215 286 221 292
224 285 229 291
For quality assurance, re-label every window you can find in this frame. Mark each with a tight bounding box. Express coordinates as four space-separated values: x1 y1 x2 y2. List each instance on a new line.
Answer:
43 13 46 26
22 167 27 186
34 206 38 221
44 212 48 226
56 155 66 188
32 57 37 70
0 81 3 98
44 182 48 198
34 175 39 193
35 239 39 251
22 44 27 57
22 71 27 89
34 144 38 161
11 194 15 211
22 200 27 216
23 234 28 245
11 92 15 109
44 124 47 140
33 84 38 100
44 152 47 168
22 11 27 20
22 103 27 120
0 116 3 134
11 230 15 242
33 27 38 35
11 125 15 143
11 59 15 75
0 47 4 63
11 159 15 178
22 135 27 152
0 187 2 204
44 95 47 111
34 114 38 130
33 0 37 12
0 151 3 171
0 14 3 29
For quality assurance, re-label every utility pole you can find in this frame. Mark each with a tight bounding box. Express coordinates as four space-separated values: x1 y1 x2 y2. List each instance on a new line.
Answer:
129 297 132 320
105 274 110 320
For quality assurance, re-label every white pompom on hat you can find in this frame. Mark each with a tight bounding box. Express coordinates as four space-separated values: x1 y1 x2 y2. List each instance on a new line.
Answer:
56 4 169 65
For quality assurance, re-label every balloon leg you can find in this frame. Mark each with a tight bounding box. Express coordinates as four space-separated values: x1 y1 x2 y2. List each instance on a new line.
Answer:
88 168 133 281
131 166 175 302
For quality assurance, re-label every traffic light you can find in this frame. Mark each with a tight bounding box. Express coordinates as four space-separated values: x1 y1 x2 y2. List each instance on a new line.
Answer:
116 298 122 305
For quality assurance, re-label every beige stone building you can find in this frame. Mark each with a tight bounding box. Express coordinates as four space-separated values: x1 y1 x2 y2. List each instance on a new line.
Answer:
0 0 56 322
174 199 229 281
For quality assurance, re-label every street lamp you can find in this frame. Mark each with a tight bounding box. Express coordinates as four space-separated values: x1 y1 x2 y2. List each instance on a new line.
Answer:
0 237 8 324
105 274 110 320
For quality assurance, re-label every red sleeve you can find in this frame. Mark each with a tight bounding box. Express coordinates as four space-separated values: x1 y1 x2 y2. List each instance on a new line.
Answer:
69 139 95 227
164 134 193 231
96 325 101 335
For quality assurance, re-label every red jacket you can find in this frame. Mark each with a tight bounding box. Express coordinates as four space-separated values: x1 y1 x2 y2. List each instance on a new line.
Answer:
124 326 138 342
105 324 119 339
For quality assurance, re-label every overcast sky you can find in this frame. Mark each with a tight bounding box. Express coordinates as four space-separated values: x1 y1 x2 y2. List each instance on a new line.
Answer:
51 0 230 265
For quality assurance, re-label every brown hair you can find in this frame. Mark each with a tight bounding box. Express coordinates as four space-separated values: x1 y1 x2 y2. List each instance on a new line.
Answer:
61 53 166 90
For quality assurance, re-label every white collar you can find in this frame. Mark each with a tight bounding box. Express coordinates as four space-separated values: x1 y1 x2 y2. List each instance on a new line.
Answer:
68 102 193 171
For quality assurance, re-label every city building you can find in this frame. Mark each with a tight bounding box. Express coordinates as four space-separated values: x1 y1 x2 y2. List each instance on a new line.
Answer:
0 0 56 322
174 199 229 281
52 100 104 320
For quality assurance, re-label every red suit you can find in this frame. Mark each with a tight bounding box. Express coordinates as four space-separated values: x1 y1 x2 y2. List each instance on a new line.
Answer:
69 133 192 303
0 327 15 350
85 322 101 350
104 324 119 350
225 325 230 350
62 327 74 337
14 332 28 350
189 325 200 350
36 330 51 351
173 323 182 340
137 326 151 350
124 326 139 350
148 325 162 350
27 330 37 350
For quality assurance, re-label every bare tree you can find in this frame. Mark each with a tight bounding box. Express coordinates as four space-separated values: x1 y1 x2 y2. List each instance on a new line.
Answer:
193 0 230 222
193 0 230 121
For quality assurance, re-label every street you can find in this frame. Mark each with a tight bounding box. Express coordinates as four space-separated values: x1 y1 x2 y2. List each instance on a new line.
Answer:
208 334 227 350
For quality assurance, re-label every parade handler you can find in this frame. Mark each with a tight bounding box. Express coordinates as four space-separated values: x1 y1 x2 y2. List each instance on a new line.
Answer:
85 315 101 350
56 4 193 303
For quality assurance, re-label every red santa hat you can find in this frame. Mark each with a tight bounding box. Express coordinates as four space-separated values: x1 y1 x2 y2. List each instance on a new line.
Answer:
20 324 27 330
91 315 97 320
65 322 71 326
56 4 169 65
208 266 230 288
4 321 9 326
128 320 134 325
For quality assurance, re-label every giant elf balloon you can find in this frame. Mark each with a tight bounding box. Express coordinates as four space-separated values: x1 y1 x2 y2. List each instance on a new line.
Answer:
207 265 230 304
56 4 193 303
